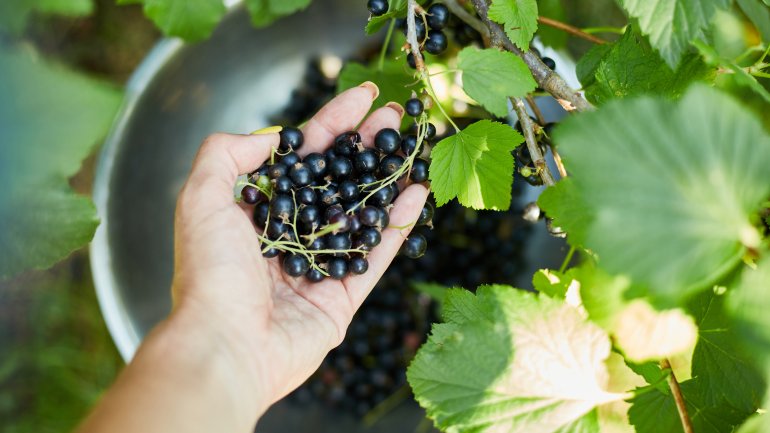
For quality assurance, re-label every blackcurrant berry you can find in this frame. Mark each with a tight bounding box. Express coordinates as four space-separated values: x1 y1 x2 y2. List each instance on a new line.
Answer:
280 151 300 167
349 215 363 234
289 162 313 187
374 128 401 154
379 154 405 178
427 4 449 30
402 233 427 258
358 227 382 248
329 156 354 180
268 164 288 179
541 56 556 70
327 257 350 280
273 176 293 194
320 183 341 206
297 187 317 205
299 205 321 227
253 202 269 228
410 158 429 183
349 256 369 275
329 212 352 233
370 185 395 207
303 152 328 179
279 126 304 151
417 202 434 226
406 52 417 69
359 206 380 226
338 180 360 202
269 194 294 221
334 131 361 157
306 267 326 282
425 123 437 139
367 0 388 16
324 147 338 162
326 232 352 254
376 207 390 228
284 254 310 277
400 134 419 156
262 247 279 258
403 20 427 41
354 149 379 173
405 98 423 117
241 185 260 204
325 204 345 222
266 219 289 240
424 30 448 55
359 173 378 190
307 237 326 251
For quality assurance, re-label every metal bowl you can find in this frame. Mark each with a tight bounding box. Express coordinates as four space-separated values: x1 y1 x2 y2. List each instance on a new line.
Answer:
91 2 570 430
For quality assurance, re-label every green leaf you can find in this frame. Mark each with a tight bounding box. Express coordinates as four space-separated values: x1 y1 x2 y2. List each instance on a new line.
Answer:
537 178 591 247
694 40 770 104
536 0 567 48
572 263 630 330
738 412 770 433
532 269 571 299
488 0 539 51
736 0 770 42
337 60 414 126
0 48 121 278
365 0 406 34
408 288 625 433
580 28 714 104
429 120 522 210
575 43 612 90
554 85 770 304
687 289 765 413
457 47 537 117
615 0 732 68
142 0 226 41
629 380 750 433
728 258 770 364
0 0 93 34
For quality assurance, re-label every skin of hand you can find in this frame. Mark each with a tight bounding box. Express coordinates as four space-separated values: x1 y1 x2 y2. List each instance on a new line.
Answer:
77 82 429 433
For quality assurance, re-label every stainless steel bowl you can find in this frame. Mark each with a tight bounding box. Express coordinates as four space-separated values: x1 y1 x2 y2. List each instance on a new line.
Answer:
91 2 569 430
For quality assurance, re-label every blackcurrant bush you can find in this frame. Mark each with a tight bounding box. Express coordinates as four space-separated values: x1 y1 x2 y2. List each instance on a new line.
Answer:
241 185 260 204
269 194 294 221
289 162 313 186
306 267 326 282
284 254 311 277
410 158 429 183
297 186 317 205
329 156 354 180
374 128 401 154
327 257 350 280
427 3 450 30
379 154 405 178
541 56 556 70
405 98 423 117
273 176 293 194
367 0 388 16
424 30 448 55
303 152 328 179
417 202 434 226
334 131 361 157
349 256 369 275
279 126 304 151
339 180 360 202
402 233 427 258
354 149 379 173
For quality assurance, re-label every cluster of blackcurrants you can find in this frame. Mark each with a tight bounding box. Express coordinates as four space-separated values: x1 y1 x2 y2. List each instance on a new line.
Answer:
241 99 435 282
367 1 450 64
513 119 557 186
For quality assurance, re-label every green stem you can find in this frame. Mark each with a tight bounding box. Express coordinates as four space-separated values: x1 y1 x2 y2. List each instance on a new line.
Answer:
423 75 460 132
363 385 411 427
558 246 576 273
580 26 626 35
751 71 770 79
378 19 398 71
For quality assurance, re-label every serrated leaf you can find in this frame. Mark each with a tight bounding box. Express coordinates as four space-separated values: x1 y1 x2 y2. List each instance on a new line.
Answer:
142 0 226 41
365 0 406 34
457 47 537 117
0 0 93 34
575 43 612 90
554 85 770 304
429 120 522 210
728 258 770 364
629 380 751 433
694 40 770 104
408 287 625 433
687 289 765 413
616 0 732 68
0 48 121 278
581 29 714 104
532 269 570 298
537 178 591 247
488 0 539 51
337 60 414 127
614 300 697 363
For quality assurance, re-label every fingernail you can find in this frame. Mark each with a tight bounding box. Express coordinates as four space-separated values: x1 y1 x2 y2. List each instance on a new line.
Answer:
359 81 380 99
385 101 405 119
250 125 283 135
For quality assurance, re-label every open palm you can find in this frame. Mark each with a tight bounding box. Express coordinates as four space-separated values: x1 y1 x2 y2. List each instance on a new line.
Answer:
170 83 429 407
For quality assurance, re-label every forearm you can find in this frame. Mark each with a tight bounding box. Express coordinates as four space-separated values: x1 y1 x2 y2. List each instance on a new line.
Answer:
77 306 267 433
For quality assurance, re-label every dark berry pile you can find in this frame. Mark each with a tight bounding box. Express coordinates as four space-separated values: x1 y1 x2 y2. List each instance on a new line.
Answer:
241 101 434 281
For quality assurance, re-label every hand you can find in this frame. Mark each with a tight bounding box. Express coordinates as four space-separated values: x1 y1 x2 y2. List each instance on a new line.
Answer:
170 83 429 417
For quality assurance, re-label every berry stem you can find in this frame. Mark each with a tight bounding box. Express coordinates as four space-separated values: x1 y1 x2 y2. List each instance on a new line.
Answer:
423 76 460 132
537 16 608 45
558 245 576 273
512 97 556 186
580 26 626 35
661 359 695 433
378 18 398 72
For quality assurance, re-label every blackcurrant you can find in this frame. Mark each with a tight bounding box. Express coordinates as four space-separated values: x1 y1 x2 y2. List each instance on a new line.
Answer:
405 98 423 117
370 185 395 207
253 202 269 228
320 183 341 206
417 202 434 226
410 158 429 183
269 194 294 221
326 232 352 254
273 176 293 194
376 207 390 228
425 123 437 139
402 233 427 258
374 128 401 154
359 173 378 190
358 227 382 248
367 0 388 16
327 258 350 280
266 219 289 240
262 247 279 258
379 154 405 178
325 204 345 222
400 134 419 156
279 126 304 151
406 52 416 69
303 152 328 179
329 156 354 180
297 187 317 205
268 164 288 179
284 254 310 277
307 237 326 251
306 267 326 282
299 205 321 228
338 180 360 202
349 215 363 234
354 149 379 173
427 4 449 30
289 162 313 186
334 131 361 157
403 20 427 41
424 30 448 55
349 256 369 275
329 212 352 233
359 206 380 226
541 56 556 70
280 151 300 167
241 185 260 204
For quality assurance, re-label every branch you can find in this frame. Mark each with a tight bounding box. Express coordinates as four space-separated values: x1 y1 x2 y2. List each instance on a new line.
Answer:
469 0 593 112
406 0 426 74
537 16 608 45
512 97 556 186
661 359 694 433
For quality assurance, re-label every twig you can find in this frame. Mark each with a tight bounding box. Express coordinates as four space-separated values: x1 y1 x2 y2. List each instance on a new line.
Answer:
660 359 694 433
512 97 555 186
469 0 593 112
537 16 608 45
551 147 568 178
444 0 489 38
406 0 426 73
525 95 546 125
